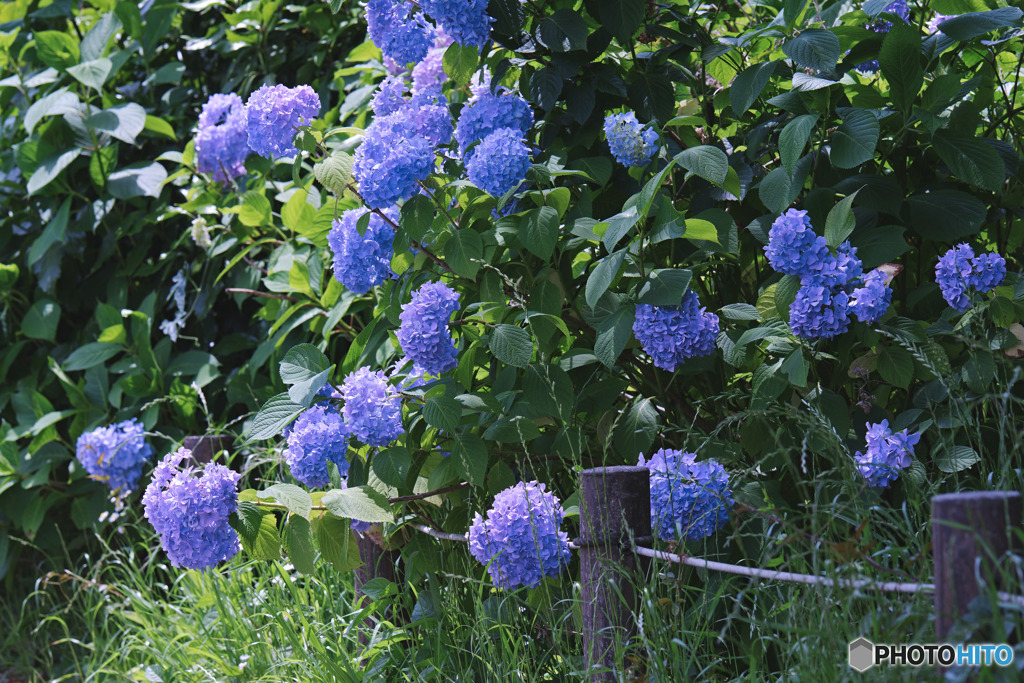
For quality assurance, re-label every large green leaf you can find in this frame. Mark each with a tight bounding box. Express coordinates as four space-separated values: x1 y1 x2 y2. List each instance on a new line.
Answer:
521 206 560 259
906 190 986 241
63 342 121 371
539 9 587 51
585 250 626 309
675 146 729 186
879 23 922 115
245 392 305 442
730 61 776 117
282 516 316 574
489 324 533 368
613 398 659 460
830 109 880 169
779 114 817 177
595 304 636 368
782 29 840 71
107 162 167 199
86 103 146 144
322 485 394 523
931 131 1005 192
936 8 1023 41
258 484 313 520
21 299 61 341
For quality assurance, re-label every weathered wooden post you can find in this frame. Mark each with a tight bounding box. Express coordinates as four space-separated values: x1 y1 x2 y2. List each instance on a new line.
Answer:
183 434 233 464
579 466 651 681
933 491 1022 640
353 533 401 648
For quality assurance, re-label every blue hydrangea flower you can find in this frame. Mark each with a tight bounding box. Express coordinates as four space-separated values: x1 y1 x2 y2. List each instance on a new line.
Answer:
408 90 452 147
468 481 570 590
763 209 832 278
353 110 436 208
396 281 461 376
465 128 531 197
854 419 921 488
858 1 911 72
370 75 408 116
633 290 720 371
142 448 241 570
936 244 1007 311
928 13 954 34
420 0 492 49
196 93 248 182
412 43 448 94
75 418 154 492
245 84 320 159
455 91 533 165
327 207 398 294
366 0 434 66
639 449 734 542
789 282 851 339
849 269 893 323
603 112 660 167
341 367 404 446
284 405 351 488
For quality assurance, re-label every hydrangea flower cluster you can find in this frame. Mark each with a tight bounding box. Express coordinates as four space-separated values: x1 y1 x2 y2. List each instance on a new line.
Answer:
858 1 911 72
366 0 434 66
604 112 660 167
455 91 533 165
75 418 154 492
196 93 248 182
633 290 720 371
789 283 851 339
763 210 832 278
465 128 531 197
935 243 1007 312
412 34 450 94
396 281 461 376
245 84 320 159
327 207 398 294
353 110 436 208
370 78 452 148
468 481 570 590
370 75 408 116
142 448 241 570
341 367 404 446
853 420 921 488
420 0 492 49
284 405 351 488
849 270 893 323
639 449 734 542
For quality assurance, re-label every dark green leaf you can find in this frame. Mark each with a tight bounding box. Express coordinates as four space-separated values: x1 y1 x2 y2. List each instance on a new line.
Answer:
237 512 281 560
107 162 167 199
322 486 394 523
779 114 817 177
585 250 626 309
373 447 411 489
22 299 61 341
539 9 587 51
595 304 635 368
280 343 330 384
489 324 533 368
282 515 316 574
598 0 645 43
675 146 729 186
782 29 841 72
423 396 462 433
637 269 692 306
824 191 859 247
937 8 1023 41
613 398 659 460
931 131 1005 192
64 343 121 371
315 515 362 570
401 194 434 242
879 22 923 115
452 432 488 485
935 446 980 473
442 43 478 86
730 62 776 117
521 206 560 259
245 392 305 442
878 344 915 388
830 109 880 169
443 229 483 279
906 191 986 241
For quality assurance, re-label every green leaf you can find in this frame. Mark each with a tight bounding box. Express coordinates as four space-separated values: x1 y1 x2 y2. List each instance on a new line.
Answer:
613 398 659 460
67 58 113 90
86 103 147 144
529 67 564 111
595 304 635 368
342 314 382 375
315 515 362 570
598 0 645 43
442 43 478 86
759 166 796 215
637 269 692 306
878 344 914 388
521 206 560 259
774 275 801 321
683 219 720 242
830 109 880 169
906 191 986 241
238 512 281 560
931 131 1005 192
22 299 61 341
781 349 808 387
229 501 267 545
934 445 980 473
322 485 394 523
824 191 859 247
280 343 330 384
936 8 1023 41
523 364 574 422
282 190 316 231
282 515 316 574
401 194 434 242
27 197 71 266
258 484 313 520
27 149 82 195
779 114 817 177
452 432 488 485
106 162 167 199
313 150 354 196
585 250 626 309
25 89 80 134
539 9 587 51
637 160 675 217
730 61 776 117
782 29 841 71
720 304 761 321
600 207 640 249
64 342 121 371
245 392 305 442
483 416 541 444
674 146 729 186
879 22 923 115
239 192 272 227
443 229 482 279
373 446 411 489
144 115 176 140
489 324 533 369
35 31 79 69
423 396 462 433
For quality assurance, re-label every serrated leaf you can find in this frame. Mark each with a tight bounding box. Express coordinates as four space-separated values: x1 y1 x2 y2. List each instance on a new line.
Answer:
779 114 817 177
595 304 635 368
401 194 434 242
613 398 659 460
315 515 362 570
830 109 880 169
730 61 776 117
423 396 462 433
489 324 533 368
905 191 986 241
258 484 313 520
782 29 841 71
443 228 482 279
824 191 859 247
280 343 330 384
879 22 923 115
675 146 729 186
585 250 626 309
637 268 692 306
442 43 478 86
452 432 488 485
539 9 587 51
313 151 353 196
282 190 316 231
937 8 1023 41
720 303 761 321
931 131 1005 192
86 103 146 144
521 206 559 259
245 392 305 441
237 512 281 560
229 501 267 545
322 485 394 523
878 344 914 388
599 0 645 43
282 515 316 574
935 445 980 473
239 192 272 227
373 446 411 489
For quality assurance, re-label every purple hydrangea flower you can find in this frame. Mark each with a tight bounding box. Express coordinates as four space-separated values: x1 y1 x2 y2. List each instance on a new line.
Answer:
284 405 351 488
633 290 720 371
245 84 320 159
849 269 893 323
370 79 452 147
927 13 953 34
75 418 154 492
639 448 734 542
366 0 434 66
468 481 570 590
420 0 492 49
327 207 398 294
142 448 240 570
854 419 921 488
465 128 531 197
936 244 1007 311
455 91 533 165
603 112 660 167
353 110 436 208
341 367 404 446
789 282 851 339
196 93 249 182
396 281 461 376
763 209 832 278
370 75 409 116
412 44 448 94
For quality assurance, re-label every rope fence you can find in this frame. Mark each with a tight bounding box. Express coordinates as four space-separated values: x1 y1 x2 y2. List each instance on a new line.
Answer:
357 467 1024 681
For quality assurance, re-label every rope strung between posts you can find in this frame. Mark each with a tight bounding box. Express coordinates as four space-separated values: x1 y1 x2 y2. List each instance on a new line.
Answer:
403 519 1024 608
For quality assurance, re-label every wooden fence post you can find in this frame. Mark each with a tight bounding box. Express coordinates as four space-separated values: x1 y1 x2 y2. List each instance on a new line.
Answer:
182 434 233 464
353 533 401 648
933 491 1022 640
579 465 651 681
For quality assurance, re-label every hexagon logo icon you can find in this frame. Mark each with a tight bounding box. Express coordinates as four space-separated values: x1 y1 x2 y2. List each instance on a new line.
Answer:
849 638 875 672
